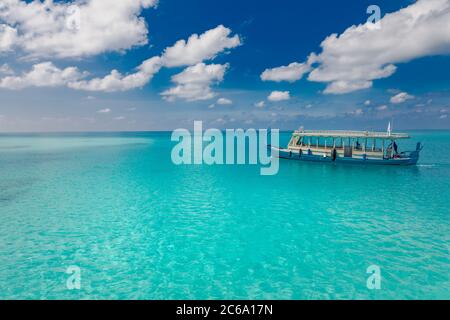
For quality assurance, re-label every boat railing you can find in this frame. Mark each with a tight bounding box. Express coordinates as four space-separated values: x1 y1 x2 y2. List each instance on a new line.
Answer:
291 144 384 153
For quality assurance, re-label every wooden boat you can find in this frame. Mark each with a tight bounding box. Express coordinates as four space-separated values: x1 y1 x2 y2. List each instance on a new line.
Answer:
272 127 422 166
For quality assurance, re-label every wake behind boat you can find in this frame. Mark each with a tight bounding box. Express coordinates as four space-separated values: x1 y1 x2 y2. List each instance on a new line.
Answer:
272 126 422 166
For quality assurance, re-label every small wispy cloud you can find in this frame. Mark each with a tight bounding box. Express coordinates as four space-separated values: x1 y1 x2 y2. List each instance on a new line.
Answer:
216 97 233 105
390 92 414 104
348 108 364 116
254 101 265 108
0 64 14 75
97 108 111 114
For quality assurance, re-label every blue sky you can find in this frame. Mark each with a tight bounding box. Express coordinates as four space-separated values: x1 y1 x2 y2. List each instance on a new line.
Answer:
0 0 449 132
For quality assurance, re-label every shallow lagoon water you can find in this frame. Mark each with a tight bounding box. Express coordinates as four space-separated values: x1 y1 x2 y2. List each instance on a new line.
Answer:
0 131 449 299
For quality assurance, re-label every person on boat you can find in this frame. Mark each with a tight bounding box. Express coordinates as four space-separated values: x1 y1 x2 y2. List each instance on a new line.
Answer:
332 148 337 161
386 143 393 159
393 141 398 154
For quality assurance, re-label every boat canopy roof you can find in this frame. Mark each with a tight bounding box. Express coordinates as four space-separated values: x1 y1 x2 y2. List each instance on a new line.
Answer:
293 130 410 140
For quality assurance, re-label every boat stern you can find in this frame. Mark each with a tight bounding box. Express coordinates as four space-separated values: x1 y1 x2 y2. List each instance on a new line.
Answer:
399 142 423 165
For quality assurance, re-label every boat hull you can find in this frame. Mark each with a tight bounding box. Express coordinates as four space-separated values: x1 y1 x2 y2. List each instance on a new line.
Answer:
273 147 419 166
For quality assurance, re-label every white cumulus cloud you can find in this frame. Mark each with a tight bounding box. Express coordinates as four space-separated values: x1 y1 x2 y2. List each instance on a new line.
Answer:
0 0 158 58
161 25 241 67
0 24 17 52
0 62 86 89
268 91 290 102
0 24 240 93
262 0 450 94
71 25 240 92
68 57 162 92
161 63 228 101
261 62 311 82
308 0 450 94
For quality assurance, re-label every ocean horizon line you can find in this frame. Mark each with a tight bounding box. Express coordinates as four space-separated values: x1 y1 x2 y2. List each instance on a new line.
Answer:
1 128 450 135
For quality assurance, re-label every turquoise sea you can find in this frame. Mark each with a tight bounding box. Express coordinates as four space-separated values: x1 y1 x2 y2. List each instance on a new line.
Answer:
0 131 449 300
